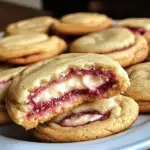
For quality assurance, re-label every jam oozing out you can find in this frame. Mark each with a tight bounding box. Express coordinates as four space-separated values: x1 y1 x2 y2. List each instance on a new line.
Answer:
125 26 148 35
58 111 110 127
27 69 118 118
0 81 10 88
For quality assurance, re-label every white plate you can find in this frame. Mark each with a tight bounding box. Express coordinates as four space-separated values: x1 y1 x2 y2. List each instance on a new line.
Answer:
0 114 150 150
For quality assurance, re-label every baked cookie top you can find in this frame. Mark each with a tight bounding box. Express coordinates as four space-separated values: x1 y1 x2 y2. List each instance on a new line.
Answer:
52 13 112 35
0 33 67 60
6 16 58 35
118 18 150 30
61 13 109 27
33 95 138 142
70 27 135 53
125 62 150 101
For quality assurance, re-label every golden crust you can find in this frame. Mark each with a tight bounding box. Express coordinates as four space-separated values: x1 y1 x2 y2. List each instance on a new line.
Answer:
7 39 67 65
32 95 139 142
118 18 150 30
6 53 129 129
52 13 112 35
124 62 150 102
0 34 67 61
6 16 58 35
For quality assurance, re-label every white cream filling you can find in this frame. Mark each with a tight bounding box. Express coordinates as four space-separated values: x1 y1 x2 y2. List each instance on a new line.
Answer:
62 113 103 127
33 75 106 103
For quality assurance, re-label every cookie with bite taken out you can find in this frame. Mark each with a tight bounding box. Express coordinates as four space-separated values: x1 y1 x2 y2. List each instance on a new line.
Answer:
6 53 129 129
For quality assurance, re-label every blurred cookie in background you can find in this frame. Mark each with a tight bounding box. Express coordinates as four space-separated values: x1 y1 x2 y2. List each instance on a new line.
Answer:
6 16 58 35
124 62 150 112
52 12 112 36
70 27 149 67
0 33 67 65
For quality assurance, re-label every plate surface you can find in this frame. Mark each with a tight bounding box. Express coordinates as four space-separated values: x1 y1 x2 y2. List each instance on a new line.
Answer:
0 115 150 150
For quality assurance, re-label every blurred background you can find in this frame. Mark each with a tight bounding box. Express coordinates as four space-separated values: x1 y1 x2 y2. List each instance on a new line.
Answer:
42 0 150 19
0 0 150 30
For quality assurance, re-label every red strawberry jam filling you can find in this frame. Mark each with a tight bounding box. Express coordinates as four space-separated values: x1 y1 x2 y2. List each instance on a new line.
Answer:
27 68 118 118
125 26 149 35
58 111 110 127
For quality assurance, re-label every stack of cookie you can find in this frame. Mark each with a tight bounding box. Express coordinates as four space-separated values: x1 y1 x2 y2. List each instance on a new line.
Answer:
0 13 113 66
0 12 150 142
2 13 150 67
70 26 149 67
51 13 112 43
5 53 138 142
115 18 150 113
0 16 66 65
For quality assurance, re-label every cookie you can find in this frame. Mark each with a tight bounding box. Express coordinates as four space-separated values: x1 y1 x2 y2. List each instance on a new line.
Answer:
118 18 150 35
7 43 67 65
6 53 129 129
124 62 150 112
70 27 149 67
6 16 58 35
52 13 112 35
118 18 150 52
32 95 138 142
0 33 67 63
0 66 25 124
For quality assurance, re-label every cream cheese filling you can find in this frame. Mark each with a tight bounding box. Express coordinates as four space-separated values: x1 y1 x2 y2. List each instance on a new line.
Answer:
62 114 103 127
33 75 105 103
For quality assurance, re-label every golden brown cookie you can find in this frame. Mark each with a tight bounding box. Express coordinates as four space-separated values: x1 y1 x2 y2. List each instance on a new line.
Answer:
0 66 25 124
6 53 129 130
0 33 67 63
118 18 150 34
7 52 64 65
124 62 150 112
6 16 58 35
32 95 139 142
52 13 112 35
7 39 67 65
118 18 150 52
70 27 149 67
